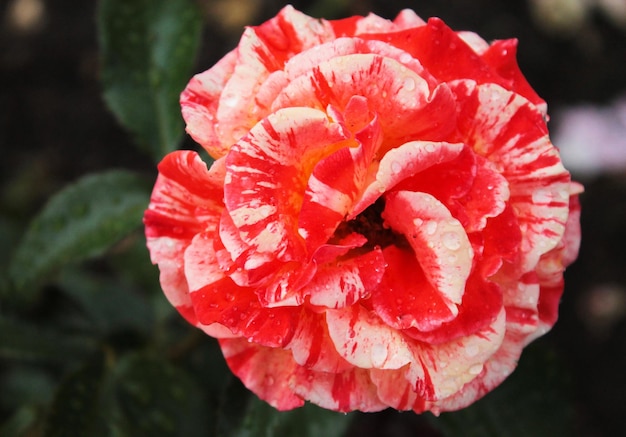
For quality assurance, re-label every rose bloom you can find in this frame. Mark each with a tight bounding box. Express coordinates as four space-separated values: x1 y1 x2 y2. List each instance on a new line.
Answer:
144 6 582 414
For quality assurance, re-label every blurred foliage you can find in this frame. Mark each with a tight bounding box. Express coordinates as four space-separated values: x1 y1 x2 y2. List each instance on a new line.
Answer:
1 0 624 436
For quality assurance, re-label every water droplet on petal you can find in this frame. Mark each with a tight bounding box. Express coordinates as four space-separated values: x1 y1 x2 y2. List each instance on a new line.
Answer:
402 77 416 91
425 220 438 235
469 363 483 375
370 343 388 367
465 344 479 357
442 232 461 251
391 161 402 174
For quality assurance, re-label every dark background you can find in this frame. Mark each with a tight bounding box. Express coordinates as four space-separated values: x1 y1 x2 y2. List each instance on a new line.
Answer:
2 0 626 435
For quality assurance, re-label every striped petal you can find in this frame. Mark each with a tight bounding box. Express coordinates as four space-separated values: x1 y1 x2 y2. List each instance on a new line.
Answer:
144 151 225 324
382 190 473 308
452 80 572 273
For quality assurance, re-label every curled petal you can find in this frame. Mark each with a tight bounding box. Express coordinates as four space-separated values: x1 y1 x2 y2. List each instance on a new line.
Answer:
326 304 414 370
275 53 457 146
452 80 571 272
291 367 386 413
372 246 457 332
220 339 304 411
144 151 225 323
181 51 238 158
304 247 385 309
351 140 464 218
286 311 353 373
224 107 350 267
382 190 473 308
215 6 335 148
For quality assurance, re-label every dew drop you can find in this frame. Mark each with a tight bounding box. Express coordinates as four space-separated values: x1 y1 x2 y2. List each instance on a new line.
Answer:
442 232 461 251
391 160 402 174
469 363 483 375
370 343 388 367
341 72 352 83
425 220 438 235
424 143 436 152
465 344 479 357
413 218 424 227
266 376 275 385
402 77 416 92
399 52 412 64
225 293 235 302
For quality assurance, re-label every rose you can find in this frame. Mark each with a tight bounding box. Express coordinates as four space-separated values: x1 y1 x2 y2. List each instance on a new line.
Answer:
144 5 582 414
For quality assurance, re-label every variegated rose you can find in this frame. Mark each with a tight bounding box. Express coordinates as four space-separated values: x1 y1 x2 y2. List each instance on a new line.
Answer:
144 6 582 414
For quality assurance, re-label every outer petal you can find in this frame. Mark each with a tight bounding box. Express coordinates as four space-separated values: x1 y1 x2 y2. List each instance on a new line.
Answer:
215 6 335 149
371 308 506 409
181 51 238 158
144 151 225 324
358 18 545 108
452 80 571 273
220 339 304 411
291 367 386 413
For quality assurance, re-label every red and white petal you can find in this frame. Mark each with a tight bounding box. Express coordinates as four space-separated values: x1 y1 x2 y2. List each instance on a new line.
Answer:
286 311 353 373
351 140 464 218
326 304 414 370
224 107 350 267
452 80 571 273
291 367 386 413
423 316 524 414
304 247 385 309
481 39 547 114
382 190 473 308
215 6 335 148
220 339 304 411
180 50 238 158
392 9 426 29
275 53 457 147
144 151 225 323
372 246 457 332
409 307 506 402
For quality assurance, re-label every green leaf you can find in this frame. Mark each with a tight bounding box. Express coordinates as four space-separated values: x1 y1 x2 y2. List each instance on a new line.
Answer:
42 352 106 437
102 353 208 437
0 405 41 437
57 268 154 335
430 340 575 437
0 316 95 363
7 170 150 296
98 0 203 160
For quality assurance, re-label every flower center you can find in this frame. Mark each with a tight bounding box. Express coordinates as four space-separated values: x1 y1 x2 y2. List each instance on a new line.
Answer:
332 197 409 250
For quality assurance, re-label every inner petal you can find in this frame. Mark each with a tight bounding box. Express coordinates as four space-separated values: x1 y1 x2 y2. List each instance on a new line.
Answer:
382 190 473 308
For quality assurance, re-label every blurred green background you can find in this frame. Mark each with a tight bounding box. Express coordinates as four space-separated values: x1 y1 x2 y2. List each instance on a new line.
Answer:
1 0 626 436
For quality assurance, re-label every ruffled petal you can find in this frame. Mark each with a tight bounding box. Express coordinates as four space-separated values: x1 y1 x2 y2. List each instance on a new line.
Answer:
382 190 473 308
224 107 350 278
371 308 506 410
220 339 304 411
304 247 385 309
180 51 238 158
144 151 225 324
215 6 335 148
326 304 415 369
452 80 571 273
351 140 464 217
275 53 457 147
372 246 457 332
291 367 386 412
